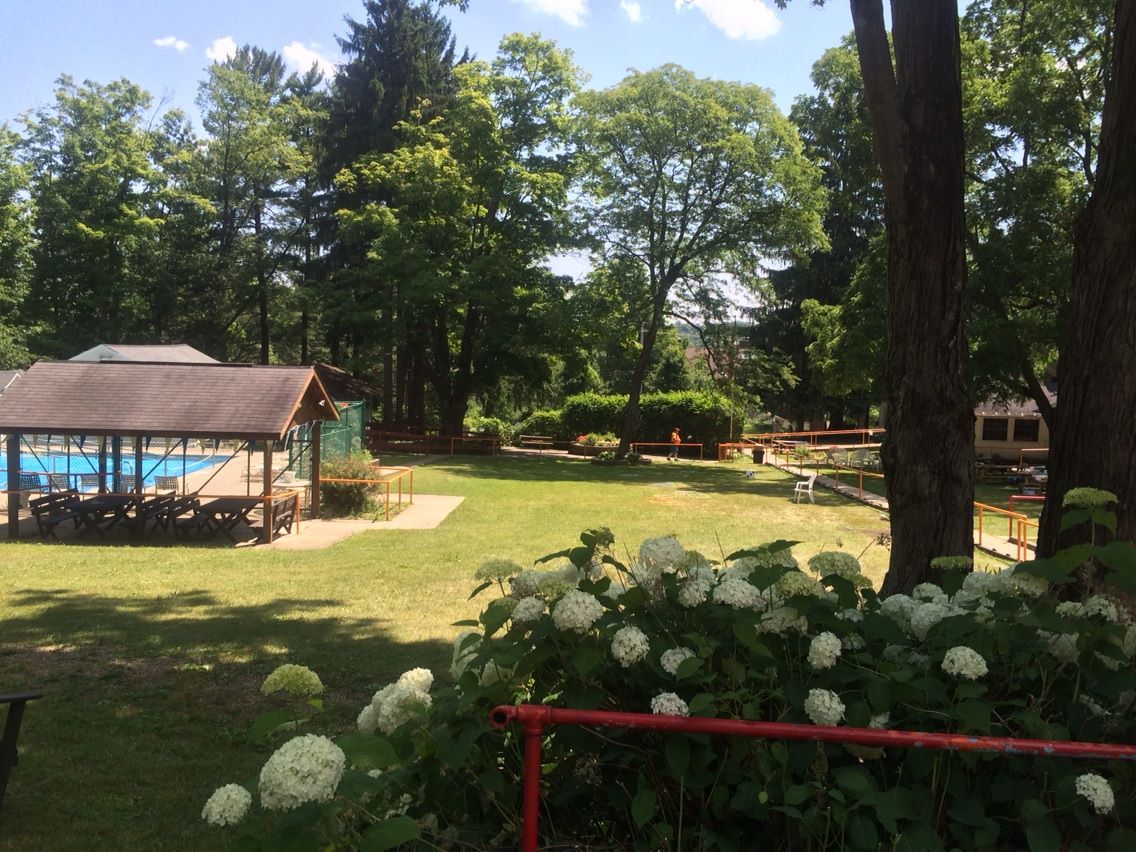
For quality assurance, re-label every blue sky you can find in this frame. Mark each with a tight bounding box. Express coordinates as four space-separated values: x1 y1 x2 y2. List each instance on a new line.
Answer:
0 0 856 127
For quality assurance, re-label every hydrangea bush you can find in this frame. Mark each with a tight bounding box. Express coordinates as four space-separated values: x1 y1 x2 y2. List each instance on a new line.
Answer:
207 502 1136 851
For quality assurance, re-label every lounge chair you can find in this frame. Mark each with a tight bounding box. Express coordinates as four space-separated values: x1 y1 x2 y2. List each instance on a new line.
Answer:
118 475 137 494
79 474 102 492
48 473 72 492
154 475 181 494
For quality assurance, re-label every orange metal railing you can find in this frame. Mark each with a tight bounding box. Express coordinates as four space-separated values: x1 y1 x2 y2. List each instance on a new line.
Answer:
321 465 414 521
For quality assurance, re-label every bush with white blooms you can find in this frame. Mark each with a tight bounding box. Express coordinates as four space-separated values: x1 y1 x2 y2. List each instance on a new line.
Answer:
205 496 1136 851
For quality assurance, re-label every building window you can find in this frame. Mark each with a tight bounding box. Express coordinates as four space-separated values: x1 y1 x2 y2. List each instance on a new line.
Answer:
982 417 1009 442
1014 419 1040 443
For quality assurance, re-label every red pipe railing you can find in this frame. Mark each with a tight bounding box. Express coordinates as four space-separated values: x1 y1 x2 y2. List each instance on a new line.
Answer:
490 703 1136 852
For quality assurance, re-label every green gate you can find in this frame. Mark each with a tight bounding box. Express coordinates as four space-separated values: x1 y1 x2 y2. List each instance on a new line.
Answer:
289 401 366 478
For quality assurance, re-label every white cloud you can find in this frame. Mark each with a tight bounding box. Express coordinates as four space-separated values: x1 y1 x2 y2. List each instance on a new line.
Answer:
675 0 781 40
282 41 337 78
620 0 642 22
509 0 588 27
153 35 188 52
205 36 237 63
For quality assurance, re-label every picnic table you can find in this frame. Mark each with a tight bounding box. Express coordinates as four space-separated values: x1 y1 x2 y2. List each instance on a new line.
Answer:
75 494 135 538
196 496 262 541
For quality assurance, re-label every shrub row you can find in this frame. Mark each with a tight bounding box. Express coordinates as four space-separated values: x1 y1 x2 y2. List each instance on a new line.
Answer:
520 391 734 449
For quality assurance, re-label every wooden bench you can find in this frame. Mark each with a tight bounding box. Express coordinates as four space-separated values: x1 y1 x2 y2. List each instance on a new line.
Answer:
253 495 297 538
518 435 556 452
1 691 42 810
28 491 81 539
159 493 203 538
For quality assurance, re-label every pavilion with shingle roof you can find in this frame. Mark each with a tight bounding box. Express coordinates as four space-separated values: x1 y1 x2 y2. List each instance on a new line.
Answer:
0 360 339 541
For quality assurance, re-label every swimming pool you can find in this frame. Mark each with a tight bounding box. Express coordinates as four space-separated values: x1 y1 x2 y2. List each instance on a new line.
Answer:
7 451 224 488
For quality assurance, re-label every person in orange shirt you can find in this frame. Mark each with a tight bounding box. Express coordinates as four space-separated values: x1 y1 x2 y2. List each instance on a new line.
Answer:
668 426 681 461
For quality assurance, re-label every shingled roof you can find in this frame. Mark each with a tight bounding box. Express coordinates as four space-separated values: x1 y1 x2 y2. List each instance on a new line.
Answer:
0 361 338 440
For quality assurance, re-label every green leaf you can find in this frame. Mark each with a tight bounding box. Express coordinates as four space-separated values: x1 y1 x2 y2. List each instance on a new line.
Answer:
1107 827 1136 852
480 599 512 637
361 816 421 851
770 741 789 766
849 815 878 850
675 655 703 681
955 699 991 733
334 734 398 771
570 644 604 676
1014 557 1075 585
833 766 874 796
664 736 690 779
1020 799 1046 823
1093 508 1118 533
451 618 480 627
1025 819 1061 852
1096 541 1136 575
897 820 944 852
948 798 988 827
631 777 657 828
306 697 323 712
468 580 493 600
784 784 810 805
1059 508 1091 532
866 679 892 712
688 693 716 716
249 708 297 743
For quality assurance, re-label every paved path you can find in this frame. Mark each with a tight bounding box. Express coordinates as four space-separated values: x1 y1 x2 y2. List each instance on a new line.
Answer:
265 494 465 550
765 456 1026 563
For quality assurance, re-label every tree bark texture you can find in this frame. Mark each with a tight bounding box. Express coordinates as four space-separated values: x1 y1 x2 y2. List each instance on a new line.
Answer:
851 0 975 594
1038 0 1136 556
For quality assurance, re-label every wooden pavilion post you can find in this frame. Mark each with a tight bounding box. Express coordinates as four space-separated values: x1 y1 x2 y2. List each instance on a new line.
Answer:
262 441 274 544
98 437 108 494
310 420 321 517
134 438 143 495
111 437 122 493
6 433 19 539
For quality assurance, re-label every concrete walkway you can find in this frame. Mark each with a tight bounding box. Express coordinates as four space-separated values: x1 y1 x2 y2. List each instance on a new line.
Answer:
766 455 1027 563
264 493 465 550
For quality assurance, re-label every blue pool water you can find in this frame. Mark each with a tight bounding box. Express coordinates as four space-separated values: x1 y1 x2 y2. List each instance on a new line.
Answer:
8 452 223 488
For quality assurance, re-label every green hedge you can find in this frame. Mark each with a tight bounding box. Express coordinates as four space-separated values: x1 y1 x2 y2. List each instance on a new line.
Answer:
516 409 567 440
560 390 734 449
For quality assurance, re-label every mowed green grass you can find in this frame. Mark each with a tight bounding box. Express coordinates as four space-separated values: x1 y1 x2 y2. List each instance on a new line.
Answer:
1 455 899 850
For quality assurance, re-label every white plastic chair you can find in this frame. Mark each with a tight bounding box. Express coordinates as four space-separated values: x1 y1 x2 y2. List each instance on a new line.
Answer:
793 473 817 504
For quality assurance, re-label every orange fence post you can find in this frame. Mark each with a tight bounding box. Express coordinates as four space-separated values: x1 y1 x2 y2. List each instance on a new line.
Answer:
977 505 984 547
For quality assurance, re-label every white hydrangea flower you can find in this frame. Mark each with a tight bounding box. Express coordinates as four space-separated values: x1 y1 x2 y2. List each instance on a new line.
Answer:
370 671 434 734
660 647 696 676
807 551 862 579
399 668 433 692
870 712 890 728
842 633 866 651
638 536 685 571
807 632 842 670
1006 570 1048 598
677 565 716 608
475 558 523 581
804 688 845 726
941 646 988 680
912 583 947 604
960 570 1007 598
539 562 585 598
202 784 251 826
1040 630 1079 664
906 650 932 670
1079 694 1109 717
259 735 346 811
260 664 324 697
1055 601 1086 619
845 711 890 760
837 608 863 622
611 625 651 667
357 703 378 734
512 596 546 624
757 605 808 635
879 594 916 630
479 661 513 686
510 570 544 599
1083 595 1120 623
712 577 764 611
776 571 826 598
650 692 690 717
551 590 605 633
1063 488 1117 510
1075 773 1115 815
909 602 953 640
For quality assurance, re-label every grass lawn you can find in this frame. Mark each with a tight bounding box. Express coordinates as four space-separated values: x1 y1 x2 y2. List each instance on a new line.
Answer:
1 455 911 850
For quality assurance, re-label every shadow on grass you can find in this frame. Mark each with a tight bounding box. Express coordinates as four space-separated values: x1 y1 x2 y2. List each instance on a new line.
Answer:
0 589 451 852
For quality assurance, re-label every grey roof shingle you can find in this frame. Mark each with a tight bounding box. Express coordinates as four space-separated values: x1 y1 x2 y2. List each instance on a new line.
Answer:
0 361 338 439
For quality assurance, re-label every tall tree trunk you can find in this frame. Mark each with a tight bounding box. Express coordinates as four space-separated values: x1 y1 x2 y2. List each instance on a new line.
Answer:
851 0 974 594
619 297 666 456
1039 0 1136 557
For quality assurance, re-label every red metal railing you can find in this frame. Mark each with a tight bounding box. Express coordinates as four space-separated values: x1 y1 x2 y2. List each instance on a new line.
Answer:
491 703 1136 852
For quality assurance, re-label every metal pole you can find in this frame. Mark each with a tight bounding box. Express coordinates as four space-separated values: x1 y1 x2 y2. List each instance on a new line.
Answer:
311 421 321 517
262 443 274 545
6 433 20 539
